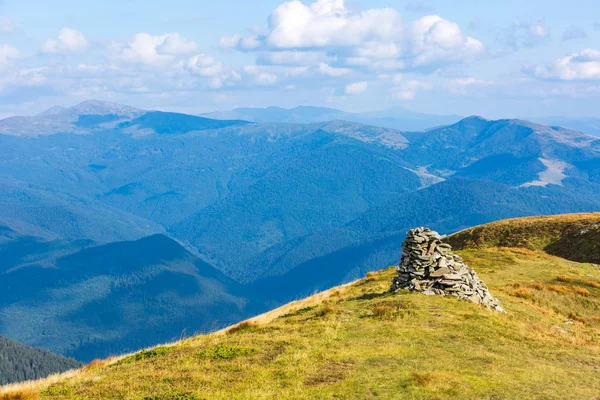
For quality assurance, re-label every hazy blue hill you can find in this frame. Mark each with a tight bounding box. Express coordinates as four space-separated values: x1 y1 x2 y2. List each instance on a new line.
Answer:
0 234 260 361
1 101 600 363
117 111 250 134
0 176 163 242
173 129 421 280
403 116 600 186
534 116 600 137
247 177 600 303
0 335 81 385
201 106 347 123
202 105 462 131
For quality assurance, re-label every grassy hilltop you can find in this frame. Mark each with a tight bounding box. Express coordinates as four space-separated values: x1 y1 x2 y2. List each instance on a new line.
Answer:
2 214 600 400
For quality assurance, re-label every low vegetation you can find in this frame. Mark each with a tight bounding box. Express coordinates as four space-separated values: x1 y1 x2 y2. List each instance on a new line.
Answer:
2 214 600 399
448 212 600 263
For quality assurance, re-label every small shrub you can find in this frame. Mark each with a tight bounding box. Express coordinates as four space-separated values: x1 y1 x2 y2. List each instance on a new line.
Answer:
42 384 72 396
411 372 433 386
83 358 109 371
143 391 202 400
315 304 336 317
557 275 572 283
281 306 316 318
546 285 572 295
512 288 533 299
0 390 40 400
365 272 378 282
117 346 174 365
574 287 591 297
568 313 587 324
586 280 600 289
197 344 256 360
372 305 397 320
527 282 544 290
227 321 259 334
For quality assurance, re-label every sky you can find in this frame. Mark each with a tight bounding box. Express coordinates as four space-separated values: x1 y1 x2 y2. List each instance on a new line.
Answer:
1 0 600 118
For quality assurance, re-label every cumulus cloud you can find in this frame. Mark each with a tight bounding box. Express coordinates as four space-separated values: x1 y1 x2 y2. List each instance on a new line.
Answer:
223 0 483 73
41 28 88 54
525 49 600 81
0 44 19 65
0 15 16 33
391 79 432 99
318 62 351 77
243 65 280 86
409 15 484 67
447 77 495 94
186 53 241 89
562 26 587 41
507 20 550 49
257 51 326 66
112 33 197 66
345 81 368 94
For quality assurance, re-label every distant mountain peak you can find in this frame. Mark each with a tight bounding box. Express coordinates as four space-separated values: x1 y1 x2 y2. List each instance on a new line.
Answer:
36 105 67 117
69 100 144 117
460 115 490 122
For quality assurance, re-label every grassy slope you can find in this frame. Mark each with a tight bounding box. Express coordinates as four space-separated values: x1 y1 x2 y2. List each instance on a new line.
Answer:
447 212 600 264
3 216 600 399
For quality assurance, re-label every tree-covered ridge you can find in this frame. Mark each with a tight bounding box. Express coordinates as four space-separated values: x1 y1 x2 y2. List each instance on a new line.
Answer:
0 335 81 385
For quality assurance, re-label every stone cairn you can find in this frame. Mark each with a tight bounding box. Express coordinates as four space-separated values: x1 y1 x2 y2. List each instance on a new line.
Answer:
391 227 503 312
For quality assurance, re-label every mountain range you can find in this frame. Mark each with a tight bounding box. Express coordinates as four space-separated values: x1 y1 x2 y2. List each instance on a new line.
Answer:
1 100 599 361
201 105 462 131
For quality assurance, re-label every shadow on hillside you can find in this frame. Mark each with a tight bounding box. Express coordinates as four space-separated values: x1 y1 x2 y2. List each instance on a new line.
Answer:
348 291 391 301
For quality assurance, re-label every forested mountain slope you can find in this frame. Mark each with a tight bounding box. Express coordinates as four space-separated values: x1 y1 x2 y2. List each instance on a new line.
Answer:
0 335 81 385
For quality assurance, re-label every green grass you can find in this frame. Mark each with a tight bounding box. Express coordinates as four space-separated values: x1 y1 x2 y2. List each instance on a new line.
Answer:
22 247 599 400
4 214 600 399
447 212 600 264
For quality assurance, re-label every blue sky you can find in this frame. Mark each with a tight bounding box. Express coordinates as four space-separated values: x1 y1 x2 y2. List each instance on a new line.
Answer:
1 0 599 118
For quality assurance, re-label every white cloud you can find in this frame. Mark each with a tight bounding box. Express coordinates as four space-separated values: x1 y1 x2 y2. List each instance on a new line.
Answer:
224 0 484 75
219 34 241 48
157 33 197 55
112 33 197 66
447 77 495 94
507 21 550 49
0 44 19 65
526 49 600 81
187 54 224 77
258 51 326 66
318 62 351 77
562 26 587 41
0 15 17 33
186 53 242 89
409 15 483 67
41 27 88 54
243 65 280 85
345 81 368 95
392 79 433 99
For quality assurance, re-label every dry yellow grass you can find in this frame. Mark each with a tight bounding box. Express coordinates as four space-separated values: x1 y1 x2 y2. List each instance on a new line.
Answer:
4 213 600 399
2 245 599 399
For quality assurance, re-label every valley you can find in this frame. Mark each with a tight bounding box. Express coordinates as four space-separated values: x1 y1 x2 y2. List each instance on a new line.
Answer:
2 214 599 399
1 101 600 363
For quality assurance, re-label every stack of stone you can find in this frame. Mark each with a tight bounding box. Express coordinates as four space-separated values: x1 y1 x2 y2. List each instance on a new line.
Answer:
391 227 503 312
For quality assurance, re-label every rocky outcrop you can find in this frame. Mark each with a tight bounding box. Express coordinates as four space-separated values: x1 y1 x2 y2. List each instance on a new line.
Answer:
391 228 503 312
